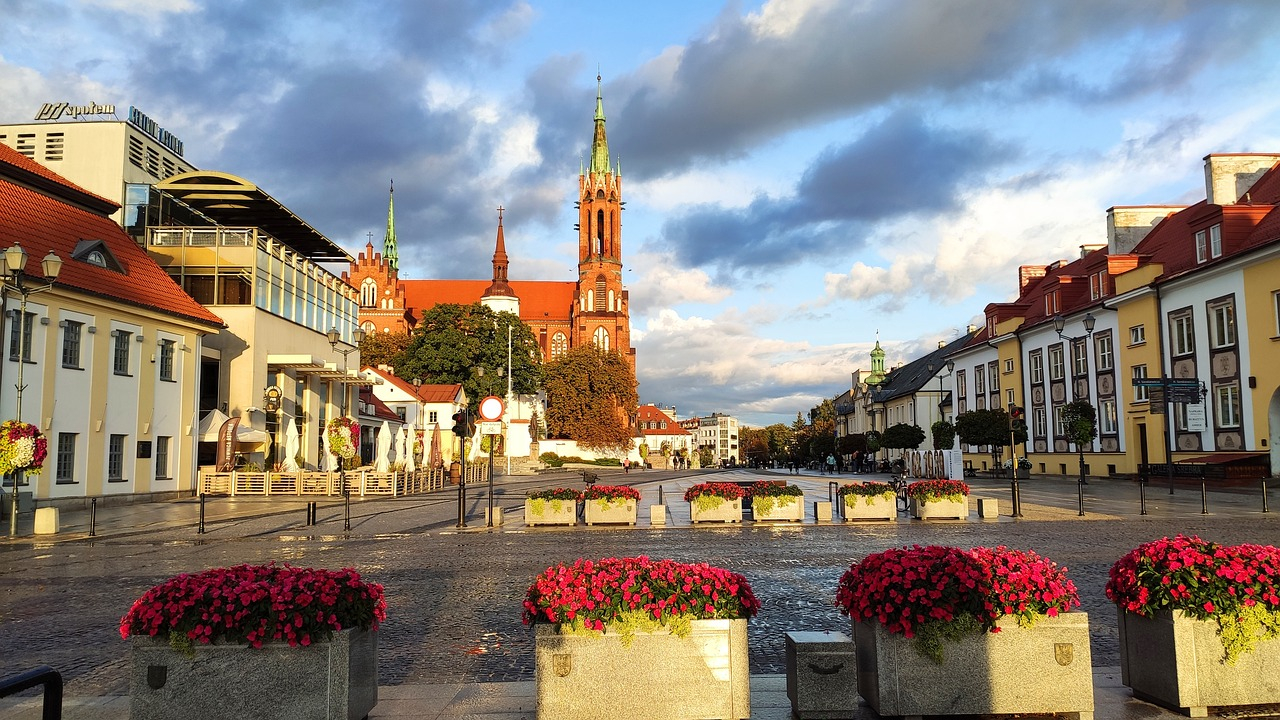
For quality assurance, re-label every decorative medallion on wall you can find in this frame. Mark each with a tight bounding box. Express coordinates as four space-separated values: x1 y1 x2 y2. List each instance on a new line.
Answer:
1074 378 1090 400
1177 434 1202 451
1051 384 1065 402
1054 439 1068 453
1034 440 1047 453
1216 431 1242 450
1101 437 1119 452
1173 359 1196 378
1212 353 1237 379
1097 374 1114 395
1032 386 1045 405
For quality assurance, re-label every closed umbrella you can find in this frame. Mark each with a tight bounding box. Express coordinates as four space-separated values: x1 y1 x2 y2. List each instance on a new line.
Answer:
430 423 443 470
281 420 300 472
376 421 392 472
403 423 416 473
394 426 407 469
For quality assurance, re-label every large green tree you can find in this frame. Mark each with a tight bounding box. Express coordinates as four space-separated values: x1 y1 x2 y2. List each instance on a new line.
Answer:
542 344 638 453
881 422 926 451
358 330 411 370
1061 400 1097 450
955 408 1027 465
394 303 543 402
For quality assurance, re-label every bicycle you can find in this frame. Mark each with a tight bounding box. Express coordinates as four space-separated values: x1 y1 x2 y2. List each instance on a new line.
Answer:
891 473 910 513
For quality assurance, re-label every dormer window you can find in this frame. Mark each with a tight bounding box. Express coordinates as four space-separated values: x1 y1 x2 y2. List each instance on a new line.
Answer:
1045 291 1059 315
1209 223 1222 258
70 239 124 273
1089 270 1107 300
1196 230 1207 263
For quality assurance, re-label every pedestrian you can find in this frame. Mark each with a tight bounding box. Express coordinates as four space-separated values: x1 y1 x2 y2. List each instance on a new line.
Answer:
826 454 836 475
623 459 629 473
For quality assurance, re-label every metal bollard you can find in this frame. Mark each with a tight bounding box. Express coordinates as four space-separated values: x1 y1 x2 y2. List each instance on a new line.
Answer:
828 481 838 504
1201 481 1209 514
1077 480 1085 517
89 497 97 537
658 485 664 506
198 493 206 534
1264 479 1270 514
1139 479 1148 516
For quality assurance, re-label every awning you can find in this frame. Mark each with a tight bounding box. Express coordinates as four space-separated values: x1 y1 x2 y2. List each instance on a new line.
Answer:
1177 452 1267 465
196 409 271 445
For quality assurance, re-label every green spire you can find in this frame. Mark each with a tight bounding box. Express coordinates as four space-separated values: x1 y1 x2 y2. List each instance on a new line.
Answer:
589 74 611 176
867 331 887 386
383 180 398 272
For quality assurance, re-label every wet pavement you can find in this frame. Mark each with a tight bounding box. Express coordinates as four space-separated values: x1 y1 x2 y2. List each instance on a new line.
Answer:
1 467 1278 718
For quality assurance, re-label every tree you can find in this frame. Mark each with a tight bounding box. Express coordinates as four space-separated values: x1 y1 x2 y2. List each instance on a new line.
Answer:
954 408 1027 466
394 303 543 402
881 423 926 451
358 330 411 370
740 426 770 464
1061 400 1097 484
931 420 956 451
542 344 638 453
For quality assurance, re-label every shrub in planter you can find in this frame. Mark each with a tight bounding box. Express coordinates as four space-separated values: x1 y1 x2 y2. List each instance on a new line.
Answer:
747 480 803 515
905 479 969 504
1107 534 1280 664
836 544 1079 662
526 487 582 514
683 482 746 512
840 481 894 506
583 484 640 507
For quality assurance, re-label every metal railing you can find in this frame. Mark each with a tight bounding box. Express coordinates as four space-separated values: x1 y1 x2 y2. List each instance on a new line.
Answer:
148 226 257 247
197 467 488 497
0 665 62 720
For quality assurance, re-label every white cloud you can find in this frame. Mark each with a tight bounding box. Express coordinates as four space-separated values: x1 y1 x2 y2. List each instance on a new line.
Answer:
81 0 196 14
626 250 732 314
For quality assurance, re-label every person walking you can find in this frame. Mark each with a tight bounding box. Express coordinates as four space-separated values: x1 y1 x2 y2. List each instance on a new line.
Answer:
826 454 836 475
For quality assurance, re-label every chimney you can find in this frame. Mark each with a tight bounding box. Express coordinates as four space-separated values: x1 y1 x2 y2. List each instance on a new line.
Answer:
1107 206 1183 254
965 324 978 334
937 340 945 349
1079 243 1106 259
1018 265 1048 292
1204 154 1280 206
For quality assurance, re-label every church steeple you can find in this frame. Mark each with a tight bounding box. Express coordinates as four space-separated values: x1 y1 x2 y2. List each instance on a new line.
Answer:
383 181 398 272
866 331 887 386
589 74 611 177
481 206 519 316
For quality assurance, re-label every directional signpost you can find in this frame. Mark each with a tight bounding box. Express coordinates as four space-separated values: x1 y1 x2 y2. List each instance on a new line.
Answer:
1132 376 1206 495
478 396 505 527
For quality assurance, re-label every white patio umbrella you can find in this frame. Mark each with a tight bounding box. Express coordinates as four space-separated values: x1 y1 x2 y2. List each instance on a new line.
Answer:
394 426 408 469
281 420 300 472
420 421 431 469
376 421 392 472
403 422 416 472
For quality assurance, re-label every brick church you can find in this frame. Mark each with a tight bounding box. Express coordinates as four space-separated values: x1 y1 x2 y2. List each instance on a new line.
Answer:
343 79 634 367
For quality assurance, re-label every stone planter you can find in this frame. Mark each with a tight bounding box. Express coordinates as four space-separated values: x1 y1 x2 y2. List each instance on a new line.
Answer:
130 627 377 720
535 618 750 719
841 493 896 522
1118 608 1280 716
689 497 743 523
912 495 968 520
752 495 804 522
853 614 1093 719
524 498 578 526
583 498 637 525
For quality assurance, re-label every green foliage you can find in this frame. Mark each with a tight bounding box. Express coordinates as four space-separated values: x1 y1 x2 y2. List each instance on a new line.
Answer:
913 612 983 663
954 408 1027 450
394 303 543 402
881 422 926 450
543 344 638 452
1061 400 1097 450
637 443 649 459
539 452 564 467
864 430 882 455
357 330 411 371
931 420 956 450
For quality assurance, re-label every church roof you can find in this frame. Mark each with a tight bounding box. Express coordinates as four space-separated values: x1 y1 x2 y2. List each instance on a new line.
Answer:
403 279 576 321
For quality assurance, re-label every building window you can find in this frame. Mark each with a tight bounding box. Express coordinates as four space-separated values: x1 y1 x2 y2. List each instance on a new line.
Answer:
56 433 76 483
1048 346 1065 381
8 311 33 361
1045 291 1059 315
592 326 609 351
974 366 985 394
1209 301 1236 349
113 330 131 375
1029 351 1043 384
1274 291 1280 337
1195 229 1207 263
1209 223 1222 258
61 320 83 368
108 434 127 481
1006 389 1015 406
1032 407 1047 438
956 370 966 397
156 436 171 479
159 339 175 381
428 411 438 424
1170 313 1194 356
1215 384 1241 428
1132 365 1149 402
1053 405 1066 437
360 278 377 308
988 361 999 392
1095 332 1114 372
1004 359 1013 373
1072 339 1088 377
1173 402 1190 432
1100 399 1117 434
1129 325 1145 346
1089 271 1107 300
550 332 568 360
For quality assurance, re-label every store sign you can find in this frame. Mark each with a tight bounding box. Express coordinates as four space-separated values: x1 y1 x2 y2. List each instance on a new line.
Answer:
1185 402 1208 432
127 106 185 157
33 101 117 121
216 417 240 471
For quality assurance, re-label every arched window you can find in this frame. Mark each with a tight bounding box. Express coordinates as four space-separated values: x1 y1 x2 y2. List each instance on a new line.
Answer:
587 290 594 310
551 332 568 359
595 277 606 311
593 326 609 352
360 321 376 335
360 278 377 308
608 289 615 311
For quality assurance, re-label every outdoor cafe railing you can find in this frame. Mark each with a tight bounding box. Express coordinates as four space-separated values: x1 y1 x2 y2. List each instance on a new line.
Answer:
198 466 488 497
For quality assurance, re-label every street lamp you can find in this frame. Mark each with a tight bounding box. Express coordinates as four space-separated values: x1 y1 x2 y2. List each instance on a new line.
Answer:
4 244 62 537
1054 312 1096 515
326 326 364 532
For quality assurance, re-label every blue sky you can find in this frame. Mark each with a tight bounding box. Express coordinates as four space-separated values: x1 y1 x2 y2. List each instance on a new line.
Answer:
4 0 1280 427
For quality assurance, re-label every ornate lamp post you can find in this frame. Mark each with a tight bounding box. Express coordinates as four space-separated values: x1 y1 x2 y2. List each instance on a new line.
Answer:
4 244 62 537
1054 312 1096 515
326 326 364 531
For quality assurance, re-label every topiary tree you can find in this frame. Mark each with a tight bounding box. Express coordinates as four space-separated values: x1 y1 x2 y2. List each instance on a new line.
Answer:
1061 400 1097 483
881 423 926 451
930 420 956 450
955 408 1027 468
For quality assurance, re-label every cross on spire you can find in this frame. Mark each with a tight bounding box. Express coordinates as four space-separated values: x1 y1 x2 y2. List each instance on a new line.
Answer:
497 205 504 223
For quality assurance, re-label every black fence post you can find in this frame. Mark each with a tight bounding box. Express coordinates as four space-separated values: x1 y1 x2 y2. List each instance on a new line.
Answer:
88 497 97 537
197 493 205 535
1263 478 1270 514
0 665 63 720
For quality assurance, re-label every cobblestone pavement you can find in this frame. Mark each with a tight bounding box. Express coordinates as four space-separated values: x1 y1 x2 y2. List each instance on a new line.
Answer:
1 468 1278 700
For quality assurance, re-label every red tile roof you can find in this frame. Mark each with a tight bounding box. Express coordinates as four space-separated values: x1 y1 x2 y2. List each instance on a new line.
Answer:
363 366 463 403
636 405 689 435
0 145 224 328
403 279 575 321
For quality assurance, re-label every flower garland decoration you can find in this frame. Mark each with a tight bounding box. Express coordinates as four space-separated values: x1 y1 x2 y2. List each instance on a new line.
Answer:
841 481 895 506
748 481 803 514
836 544 1079 662
905 479 969 503
523 556 760 643
120 563 386 651
584 484 641 510
683 482 746 512
0 420 48 475
1106 535 1280 664
325 417 360 461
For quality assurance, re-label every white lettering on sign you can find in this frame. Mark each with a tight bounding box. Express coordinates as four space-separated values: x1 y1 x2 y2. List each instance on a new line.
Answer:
34 101 117 121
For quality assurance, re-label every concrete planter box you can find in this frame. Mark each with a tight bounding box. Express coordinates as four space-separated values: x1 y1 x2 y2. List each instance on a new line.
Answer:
853 613 1094 720
130 627 377 720
583 498 637 525
1118 608 1280 717
912 496 968 520
534 618 750 719
689 497 743 523
841 493 896 522
786 630 857 719
524 498 578 526
752 495 804 522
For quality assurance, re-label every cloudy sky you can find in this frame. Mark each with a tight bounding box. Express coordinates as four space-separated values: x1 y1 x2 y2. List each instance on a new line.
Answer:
4 0 1280 427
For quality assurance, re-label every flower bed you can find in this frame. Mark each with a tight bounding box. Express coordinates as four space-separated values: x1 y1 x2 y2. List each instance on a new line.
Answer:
582 485 640 525
905 479 969 503
684 483 745 523
583 484 641 504
840 482 896 521
748 481 803 518
0 419 47 475
525 488 581 526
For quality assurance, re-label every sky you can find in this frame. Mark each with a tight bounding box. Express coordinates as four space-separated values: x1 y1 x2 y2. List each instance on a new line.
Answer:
4 0 1280 428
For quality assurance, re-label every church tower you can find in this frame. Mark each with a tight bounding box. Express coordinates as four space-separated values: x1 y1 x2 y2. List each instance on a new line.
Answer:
575 75 632 364
383 181 399 272
481 206 519 315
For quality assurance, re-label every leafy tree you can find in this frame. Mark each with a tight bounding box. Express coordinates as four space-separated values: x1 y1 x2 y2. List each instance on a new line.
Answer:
954 408 1027 466
931 420 956 451
394 303 543 402
358 330 411 370
740 426 770 464
881 423 926 451
1061 400 1097 450
837 433 866 455
865 430 882 456
542 344 638 453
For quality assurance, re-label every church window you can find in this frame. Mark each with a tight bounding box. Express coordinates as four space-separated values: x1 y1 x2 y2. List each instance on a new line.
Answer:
595 277 606 311
587 290 594 310
593 326 610 352
551 332 568 359
596 190 604 199
596 210 605 253
608 290 615 311
360 278 377 308
360 321 376 335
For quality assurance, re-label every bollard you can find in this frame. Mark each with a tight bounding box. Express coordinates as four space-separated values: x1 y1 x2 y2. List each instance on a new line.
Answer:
658 485 664 506
828 481 838 504
1077 480 1085 517
89 497 97 537
1139 478 1148 516
1201 480 1209 514
198 493 205 535
1264 479 1270 514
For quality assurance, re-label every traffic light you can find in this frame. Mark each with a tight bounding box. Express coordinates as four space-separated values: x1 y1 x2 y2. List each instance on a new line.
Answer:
451 409 475 437
1009 405 1025 421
